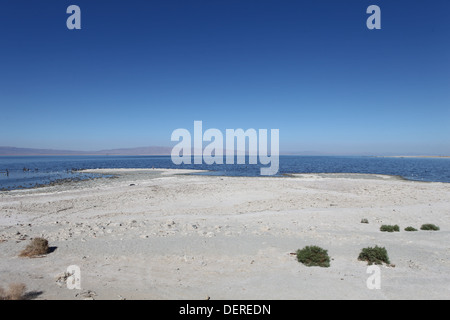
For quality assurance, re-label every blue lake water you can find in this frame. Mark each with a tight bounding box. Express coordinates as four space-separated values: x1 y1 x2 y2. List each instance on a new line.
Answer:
1 155 450 191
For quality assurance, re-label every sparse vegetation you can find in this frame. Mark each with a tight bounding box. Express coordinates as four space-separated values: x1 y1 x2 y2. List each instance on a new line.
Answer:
404 226 418 232
19 237 49 257
296 245 330 268
358 246 390 265
420 224 440 231
361 218 369 224
0 283 27 300
380 225 400 232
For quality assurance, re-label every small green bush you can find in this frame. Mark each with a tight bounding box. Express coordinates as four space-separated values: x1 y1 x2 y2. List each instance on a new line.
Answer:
296 246 330 268
420 224 440 231
380 225 400 232
361 219 369 224
358 246 390 265
404 226 418 232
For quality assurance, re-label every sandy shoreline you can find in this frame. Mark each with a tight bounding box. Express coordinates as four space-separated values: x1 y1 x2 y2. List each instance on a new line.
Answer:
1 169 449 299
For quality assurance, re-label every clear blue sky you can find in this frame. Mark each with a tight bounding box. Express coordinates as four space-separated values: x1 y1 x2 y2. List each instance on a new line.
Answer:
0 0 449 154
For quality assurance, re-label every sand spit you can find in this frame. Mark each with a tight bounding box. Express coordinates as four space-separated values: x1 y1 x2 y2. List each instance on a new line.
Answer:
0 169 449 299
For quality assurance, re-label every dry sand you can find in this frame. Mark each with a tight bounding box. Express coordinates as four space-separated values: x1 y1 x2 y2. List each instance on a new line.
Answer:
0 168 449 300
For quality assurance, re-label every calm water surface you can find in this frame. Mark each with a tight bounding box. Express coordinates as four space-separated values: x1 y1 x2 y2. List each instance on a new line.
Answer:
1 155 450 190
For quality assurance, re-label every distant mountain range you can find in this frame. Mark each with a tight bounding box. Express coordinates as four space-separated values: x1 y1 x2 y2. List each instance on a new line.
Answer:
0 146 342 156
0 146 173 156
0 146 448 157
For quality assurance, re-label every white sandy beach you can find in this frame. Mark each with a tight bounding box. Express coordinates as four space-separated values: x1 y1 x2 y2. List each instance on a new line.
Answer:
0 169 449 300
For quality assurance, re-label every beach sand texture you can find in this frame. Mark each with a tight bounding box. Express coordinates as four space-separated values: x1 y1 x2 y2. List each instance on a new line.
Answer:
1 169 449 299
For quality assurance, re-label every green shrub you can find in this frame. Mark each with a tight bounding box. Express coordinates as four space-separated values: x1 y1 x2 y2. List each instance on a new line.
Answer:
296 246 330 268
420 224 440 231
404 226 418 232
358 246 390 265
380 225 400 232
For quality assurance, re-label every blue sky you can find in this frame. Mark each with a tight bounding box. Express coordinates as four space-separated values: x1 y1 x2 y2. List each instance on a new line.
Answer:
0 0 449 154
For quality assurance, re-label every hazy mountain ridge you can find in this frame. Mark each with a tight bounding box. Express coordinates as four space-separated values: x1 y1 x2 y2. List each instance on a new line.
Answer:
1 146 448 157
0 146 172 156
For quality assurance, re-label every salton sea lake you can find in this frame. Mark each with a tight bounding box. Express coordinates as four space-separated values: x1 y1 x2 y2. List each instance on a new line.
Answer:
1 155 450 191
